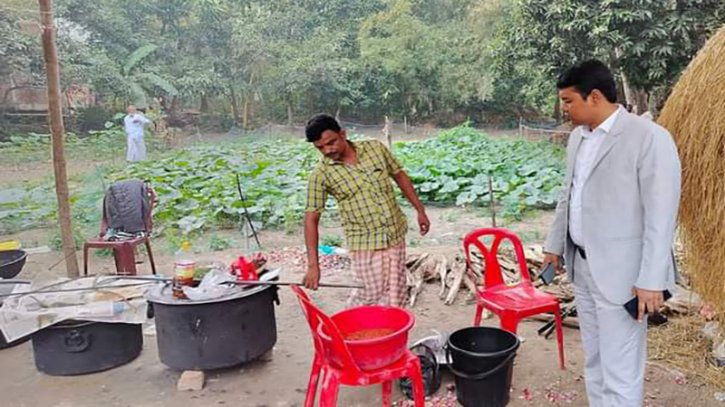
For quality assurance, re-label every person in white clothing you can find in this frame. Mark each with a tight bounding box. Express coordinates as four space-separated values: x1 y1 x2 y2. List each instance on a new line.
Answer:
124 106 152 162
543 60 681 407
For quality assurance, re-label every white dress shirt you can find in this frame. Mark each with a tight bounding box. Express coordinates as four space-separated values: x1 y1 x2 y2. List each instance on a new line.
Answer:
123 113 151 140
569 107 622 247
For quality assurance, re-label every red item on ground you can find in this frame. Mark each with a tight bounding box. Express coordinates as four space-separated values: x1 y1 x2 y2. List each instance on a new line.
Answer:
464 227 566 370
290 285 425 407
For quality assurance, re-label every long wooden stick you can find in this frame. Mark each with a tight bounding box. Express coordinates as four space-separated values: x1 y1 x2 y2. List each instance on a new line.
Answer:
226 280 363 289
235 174 261 249
39 0 79 277
110 275 364 289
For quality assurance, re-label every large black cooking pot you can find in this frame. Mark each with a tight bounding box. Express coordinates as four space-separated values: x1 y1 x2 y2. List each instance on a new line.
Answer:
0 250 26 279
0 331 31 350
31 320 143 376
0 282 31 350
148 284 280 371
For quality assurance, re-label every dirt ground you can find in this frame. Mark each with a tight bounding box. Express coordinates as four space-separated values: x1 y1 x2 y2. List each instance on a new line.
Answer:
1 130 722 406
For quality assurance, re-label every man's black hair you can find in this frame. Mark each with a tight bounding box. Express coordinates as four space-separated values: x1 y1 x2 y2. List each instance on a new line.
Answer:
557 60 618 103
305 113 341 142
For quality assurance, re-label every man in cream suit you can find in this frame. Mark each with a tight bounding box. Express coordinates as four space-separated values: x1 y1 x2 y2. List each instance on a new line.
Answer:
543 60 681 407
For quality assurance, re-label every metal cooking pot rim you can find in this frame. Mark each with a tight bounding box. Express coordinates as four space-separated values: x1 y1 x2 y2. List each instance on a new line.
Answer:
0 250 26 267
146 280 273 305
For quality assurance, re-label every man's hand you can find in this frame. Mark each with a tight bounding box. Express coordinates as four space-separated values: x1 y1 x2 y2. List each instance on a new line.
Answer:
542 252 563 275
303 265 321 290
633 287 664 322
418 209 431 236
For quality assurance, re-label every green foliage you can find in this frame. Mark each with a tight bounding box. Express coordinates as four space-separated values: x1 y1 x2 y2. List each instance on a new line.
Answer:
0 125 160 167
119 137 319 234
359 0 493 118
49 226 86 251
123 44 158 76
396 124 565 219
77 106 113 131
493 0 725 112
209 235 234 252
1 126 564 234
0 2 42 78
321 234 344 247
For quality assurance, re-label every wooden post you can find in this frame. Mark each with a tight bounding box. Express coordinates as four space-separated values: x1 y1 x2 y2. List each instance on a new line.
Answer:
39 0 80 277
518 117 523 139
404 116 408 134
383 115 392 149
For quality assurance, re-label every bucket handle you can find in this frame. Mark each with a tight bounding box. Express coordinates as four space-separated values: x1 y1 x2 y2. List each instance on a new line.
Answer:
445 346 517 381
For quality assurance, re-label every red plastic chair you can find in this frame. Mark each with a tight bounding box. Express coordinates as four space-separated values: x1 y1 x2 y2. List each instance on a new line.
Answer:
463 228 565 369
290 286 425 407
83 186 157 276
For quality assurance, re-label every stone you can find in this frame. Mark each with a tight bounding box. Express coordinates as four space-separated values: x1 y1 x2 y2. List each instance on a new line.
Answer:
177 370 205 391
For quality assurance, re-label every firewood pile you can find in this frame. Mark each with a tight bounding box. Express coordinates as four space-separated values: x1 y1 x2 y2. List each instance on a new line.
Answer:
405 244 574 309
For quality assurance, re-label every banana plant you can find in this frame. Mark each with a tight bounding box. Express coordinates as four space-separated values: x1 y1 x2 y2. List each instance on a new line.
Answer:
122 44 178 108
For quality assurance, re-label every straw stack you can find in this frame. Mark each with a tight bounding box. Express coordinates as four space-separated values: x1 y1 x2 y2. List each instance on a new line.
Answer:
658 25 725 317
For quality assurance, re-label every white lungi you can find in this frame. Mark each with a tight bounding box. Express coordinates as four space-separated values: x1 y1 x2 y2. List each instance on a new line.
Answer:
126 136 146 162
573 250 647 407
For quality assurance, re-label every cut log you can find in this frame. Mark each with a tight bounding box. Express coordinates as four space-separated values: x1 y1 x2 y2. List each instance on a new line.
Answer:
445 262 466 305
406 254 422 268
438 258 448 299
462 270 478 302
422 255 445 282
530 244 545 259
408 254 434 307
409 272 424 307
408 253 429 273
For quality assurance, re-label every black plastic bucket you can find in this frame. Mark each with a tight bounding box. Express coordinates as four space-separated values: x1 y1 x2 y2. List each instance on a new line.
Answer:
446 327 520 407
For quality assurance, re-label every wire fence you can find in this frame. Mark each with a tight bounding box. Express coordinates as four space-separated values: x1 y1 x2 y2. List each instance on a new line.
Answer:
518 122 570 146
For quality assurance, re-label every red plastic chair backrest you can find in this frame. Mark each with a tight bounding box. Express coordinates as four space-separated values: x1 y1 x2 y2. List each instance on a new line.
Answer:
290 286 362 374
99 184 156 237
463 228 531 289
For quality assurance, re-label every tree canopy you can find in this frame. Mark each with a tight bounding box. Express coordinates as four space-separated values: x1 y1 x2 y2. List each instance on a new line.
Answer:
2 0 724 126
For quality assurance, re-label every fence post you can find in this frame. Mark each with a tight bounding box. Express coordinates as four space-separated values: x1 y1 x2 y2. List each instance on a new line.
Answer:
383 115 392 149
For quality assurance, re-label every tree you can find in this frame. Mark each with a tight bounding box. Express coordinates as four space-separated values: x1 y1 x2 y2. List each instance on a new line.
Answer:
360 0 494 121
497 0 725 115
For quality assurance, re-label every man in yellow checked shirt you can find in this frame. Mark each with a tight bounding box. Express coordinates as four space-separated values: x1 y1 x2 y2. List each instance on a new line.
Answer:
302 114 430 307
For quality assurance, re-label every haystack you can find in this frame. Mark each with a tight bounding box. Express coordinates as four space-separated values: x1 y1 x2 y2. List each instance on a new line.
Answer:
658 25 725 316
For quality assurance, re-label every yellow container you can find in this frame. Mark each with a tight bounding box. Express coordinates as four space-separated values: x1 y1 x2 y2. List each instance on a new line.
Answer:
0 241 21 251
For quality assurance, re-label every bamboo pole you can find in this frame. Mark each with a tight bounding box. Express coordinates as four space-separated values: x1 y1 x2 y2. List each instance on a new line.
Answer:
39 0 80 277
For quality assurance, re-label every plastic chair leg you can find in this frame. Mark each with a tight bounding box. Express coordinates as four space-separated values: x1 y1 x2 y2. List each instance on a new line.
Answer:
407 360 426 407
381 380 393 407
473 304 484 326
319 369 340 407
117 244 137 275
554 307 566 370
304 358 323 407
112 248 123 274
145 240 157 275
500 316 519 335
